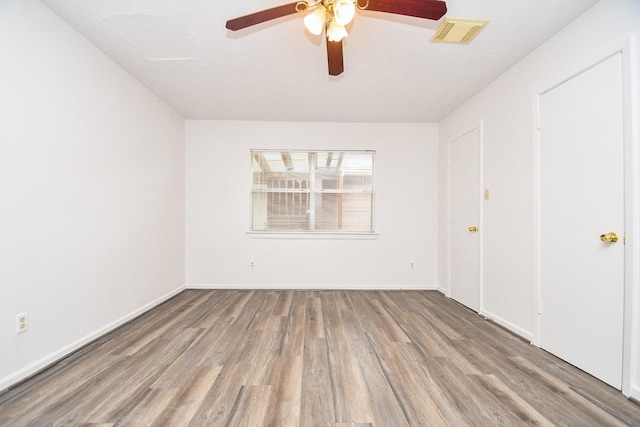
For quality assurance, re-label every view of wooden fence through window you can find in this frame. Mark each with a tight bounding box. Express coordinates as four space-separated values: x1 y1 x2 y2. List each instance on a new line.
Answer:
251 150 374 232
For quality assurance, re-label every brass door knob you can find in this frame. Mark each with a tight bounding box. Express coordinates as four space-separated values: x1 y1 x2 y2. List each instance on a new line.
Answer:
468 226 478 232
600 232 619 243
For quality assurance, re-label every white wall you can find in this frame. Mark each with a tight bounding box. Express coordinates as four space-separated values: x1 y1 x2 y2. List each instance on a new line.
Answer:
0 0 185 390
438 0 640 398
186 120 438 289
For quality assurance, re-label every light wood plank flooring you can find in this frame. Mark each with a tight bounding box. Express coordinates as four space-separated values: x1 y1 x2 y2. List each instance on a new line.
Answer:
1 290 639 426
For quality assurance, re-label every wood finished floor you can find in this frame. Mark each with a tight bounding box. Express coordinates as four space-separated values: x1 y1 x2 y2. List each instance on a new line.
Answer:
1 290 639 426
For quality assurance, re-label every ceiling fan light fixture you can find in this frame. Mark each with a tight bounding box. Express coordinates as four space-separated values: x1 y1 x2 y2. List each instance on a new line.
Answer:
327 18 348 42
333 0 356 26
304 7 327 35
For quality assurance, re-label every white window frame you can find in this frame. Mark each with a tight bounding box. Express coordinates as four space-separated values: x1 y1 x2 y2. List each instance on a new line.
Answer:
248 150 378 239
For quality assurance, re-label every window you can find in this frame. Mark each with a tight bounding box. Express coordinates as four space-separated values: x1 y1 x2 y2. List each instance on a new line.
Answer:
251 150 375 233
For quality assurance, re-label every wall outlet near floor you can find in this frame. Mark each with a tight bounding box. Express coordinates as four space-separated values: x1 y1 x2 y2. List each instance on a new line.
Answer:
410 261 415 269
250 261 255 269
16 313 28 334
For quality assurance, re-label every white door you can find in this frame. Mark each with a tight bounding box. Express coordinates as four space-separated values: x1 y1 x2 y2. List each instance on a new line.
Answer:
539 53 624 389
449 128 481 312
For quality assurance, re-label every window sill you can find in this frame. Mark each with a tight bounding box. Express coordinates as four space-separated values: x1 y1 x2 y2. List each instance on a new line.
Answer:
247 231 380 240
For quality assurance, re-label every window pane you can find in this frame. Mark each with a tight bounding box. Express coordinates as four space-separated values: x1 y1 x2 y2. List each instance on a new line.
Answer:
251 150 374 232
340 151 373 190
252 151 311 189
252 190 310 231
314 151 373 192
315 193 372 231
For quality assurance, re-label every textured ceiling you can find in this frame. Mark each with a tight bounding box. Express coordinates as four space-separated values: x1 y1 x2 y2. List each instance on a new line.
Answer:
39 0 599 122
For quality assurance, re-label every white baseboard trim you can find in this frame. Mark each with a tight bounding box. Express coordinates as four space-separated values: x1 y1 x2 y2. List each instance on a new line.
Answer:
187 283 438 291
434 290 533 341
630 384 640 401
479 309 534 342
0 285 186 392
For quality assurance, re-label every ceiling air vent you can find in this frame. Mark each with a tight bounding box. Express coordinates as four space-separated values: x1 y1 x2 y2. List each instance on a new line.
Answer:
431 17 489 44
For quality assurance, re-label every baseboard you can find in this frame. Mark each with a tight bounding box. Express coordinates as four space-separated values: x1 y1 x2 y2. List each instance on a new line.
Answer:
187 283 438 291
630 384 640 401
0 285 186 392
479 309 534 342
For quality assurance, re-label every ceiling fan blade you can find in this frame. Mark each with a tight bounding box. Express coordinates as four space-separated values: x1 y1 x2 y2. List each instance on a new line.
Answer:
357 0 446 20
326 39 344 76
226 2 307 31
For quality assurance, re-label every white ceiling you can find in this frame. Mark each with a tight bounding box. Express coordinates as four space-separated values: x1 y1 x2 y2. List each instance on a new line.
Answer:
39 0 599 122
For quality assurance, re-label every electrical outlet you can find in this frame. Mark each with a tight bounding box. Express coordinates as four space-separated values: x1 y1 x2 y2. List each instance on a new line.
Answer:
16 313 28 334
250 261 255 269
410 262 415 269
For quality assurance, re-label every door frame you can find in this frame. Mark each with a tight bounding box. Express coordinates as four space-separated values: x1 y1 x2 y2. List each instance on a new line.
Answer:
446 121 484 312
531 36 638 396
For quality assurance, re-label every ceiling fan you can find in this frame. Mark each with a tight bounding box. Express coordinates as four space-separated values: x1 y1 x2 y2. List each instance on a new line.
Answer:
226 0 447 76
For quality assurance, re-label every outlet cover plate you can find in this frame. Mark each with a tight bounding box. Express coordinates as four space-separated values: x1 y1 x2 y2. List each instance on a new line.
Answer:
16 312 28 334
